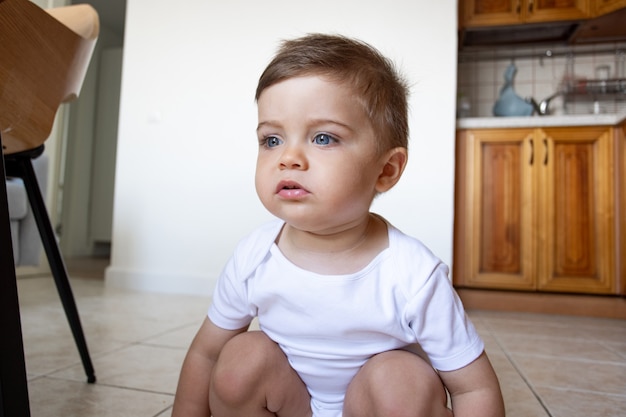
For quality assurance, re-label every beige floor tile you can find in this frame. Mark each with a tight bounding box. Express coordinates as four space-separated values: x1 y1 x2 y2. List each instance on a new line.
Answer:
143 324 202 349
155 407 173 417
480 333 505 356
496 333 624 362
20 277 208 346
577 323 626 345
534 386 626 417
502 383 551 417
512 354 626 396
603 341 626 361
488 352 550 417
50 344 187 395
81 314 195 346
28 377 173 417
466 311 492 334
489 351 522 381
20 305 125 377
477 311 626 344
13 269 626 417
483 317 594 340
24 331 123 379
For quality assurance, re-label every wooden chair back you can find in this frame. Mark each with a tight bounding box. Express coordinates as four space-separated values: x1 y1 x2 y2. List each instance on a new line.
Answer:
0 0 99 155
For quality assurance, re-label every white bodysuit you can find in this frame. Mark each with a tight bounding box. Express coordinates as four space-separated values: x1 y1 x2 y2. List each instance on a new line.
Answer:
208 219 484 417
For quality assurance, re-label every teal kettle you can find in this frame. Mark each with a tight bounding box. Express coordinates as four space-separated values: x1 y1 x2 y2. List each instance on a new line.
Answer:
493 63 534 117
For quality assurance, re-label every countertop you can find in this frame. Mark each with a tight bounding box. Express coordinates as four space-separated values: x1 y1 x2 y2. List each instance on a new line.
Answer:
457 112 626 129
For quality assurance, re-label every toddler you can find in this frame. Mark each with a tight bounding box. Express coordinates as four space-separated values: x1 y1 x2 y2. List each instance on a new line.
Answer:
172 33 504 417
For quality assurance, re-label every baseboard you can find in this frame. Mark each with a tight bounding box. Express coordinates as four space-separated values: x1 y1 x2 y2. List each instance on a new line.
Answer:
456 288 626 319
104 266 217 296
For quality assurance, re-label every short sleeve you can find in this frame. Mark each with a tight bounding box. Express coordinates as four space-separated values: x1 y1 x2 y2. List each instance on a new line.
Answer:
208 254 256 330
404 263 484 371
207 220 283 330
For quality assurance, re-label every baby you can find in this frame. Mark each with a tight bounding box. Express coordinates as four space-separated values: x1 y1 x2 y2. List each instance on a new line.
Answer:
172 33 504 417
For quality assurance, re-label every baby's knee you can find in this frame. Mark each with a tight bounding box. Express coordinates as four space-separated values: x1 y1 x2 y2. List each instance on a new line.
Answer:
344 350 449 417
210 331 278 405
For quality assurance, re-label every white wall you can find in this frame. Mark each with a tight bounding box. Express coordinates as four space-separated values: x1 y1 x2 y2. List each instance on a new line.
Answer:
106 0 459 295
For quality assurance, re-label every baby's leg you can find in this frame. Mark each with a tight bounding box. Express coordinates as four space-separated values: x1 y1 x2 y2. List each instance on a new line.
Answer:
343 350 452 417
209 331 312 417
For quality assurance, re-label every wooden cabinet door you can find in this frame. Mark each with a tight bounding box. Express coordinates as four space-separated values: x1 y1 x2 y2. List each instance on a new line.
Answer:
524 0 590 23
462 0 589 26
455 126 618 295
536 127 616 294
617 122 626 295
455 129 536 290
462 0 523 27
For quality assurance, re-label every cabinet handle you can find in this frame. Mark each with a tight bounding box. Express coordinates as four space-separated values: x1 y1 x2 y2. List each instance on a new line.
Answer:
543 138 548 165
528 0 534 14
529 139 534 165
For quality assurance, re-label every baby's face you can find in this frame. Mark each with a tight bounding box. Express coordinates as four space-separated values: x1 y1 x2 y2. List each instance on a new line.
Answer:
255 75 388 234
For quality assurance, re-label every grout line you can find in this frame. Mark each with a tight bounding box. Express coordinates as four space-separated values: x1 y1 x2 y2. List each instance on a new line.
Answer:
531 384 626 400
599 341 626 362
38 374 177 397
499 349 554 417
136 322 202 344
502 351 626 366
152 405 173 417
488 327 554 417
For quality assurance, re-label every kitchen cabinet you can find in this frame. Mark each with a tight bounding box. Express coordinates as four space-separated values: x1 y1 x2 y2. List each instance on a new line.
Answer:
616 121 626 295
594 0 626 15
454 126 617 294
461 0 591 27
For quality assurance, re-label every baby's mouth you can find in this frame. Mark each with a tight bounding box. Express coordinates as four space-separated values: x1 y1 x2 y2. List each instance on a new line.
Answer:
277 181 304 192
276 180 309 197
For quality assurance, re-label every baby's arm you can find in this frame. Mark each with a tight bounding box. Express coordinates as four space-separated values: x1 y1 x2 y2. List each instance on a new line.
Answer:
439 351 505 417
172 317 248 417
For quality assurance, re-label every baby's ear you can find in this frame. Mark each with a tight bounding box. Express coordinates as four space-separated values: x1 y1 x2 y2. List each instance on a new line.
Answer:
375 147 408 193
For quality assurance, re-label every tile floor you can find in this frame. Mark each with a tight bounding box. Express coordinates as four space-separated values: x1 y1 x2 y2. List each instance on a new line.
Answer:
16 260 626 417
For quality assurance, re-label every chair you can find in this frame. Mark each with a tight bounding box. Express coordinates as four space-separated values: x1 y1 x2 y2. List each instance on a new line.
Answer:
0 0 99 414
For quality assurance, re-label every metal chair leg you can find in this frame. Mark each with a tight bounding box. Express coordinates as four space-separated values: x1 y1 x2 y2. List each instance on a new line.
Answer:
10 154 96 384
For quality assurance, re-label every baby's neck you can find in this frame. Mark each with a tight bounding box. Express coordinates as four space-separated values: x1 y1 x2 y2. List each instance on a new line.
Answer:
277 214 389 275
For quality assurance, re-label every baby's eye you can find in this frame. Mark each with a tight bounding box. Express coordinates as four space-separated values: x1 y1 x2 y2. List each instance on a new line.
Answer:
263 136 283 148
313 133 335 146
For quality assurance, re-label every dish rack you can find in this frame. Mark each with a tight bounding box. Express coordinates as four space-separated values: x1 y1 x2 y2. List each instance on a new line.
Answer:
563 78 626 96
560 78 626 115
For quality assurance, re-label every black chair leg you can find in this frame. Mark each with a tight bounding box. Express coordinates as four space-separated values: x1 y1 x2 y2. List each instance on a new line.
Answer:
12 155 96 384
0 139 31 417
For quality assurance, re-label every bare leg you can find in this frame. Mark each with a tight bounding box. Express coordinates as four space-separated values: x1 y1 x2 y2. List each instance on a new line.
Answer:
209 331 312 417
344 350 452 417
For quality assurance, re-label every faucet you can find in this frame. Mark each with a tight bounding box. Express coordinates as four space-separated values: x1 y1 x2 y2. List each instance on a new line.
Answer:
527 91 562 116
